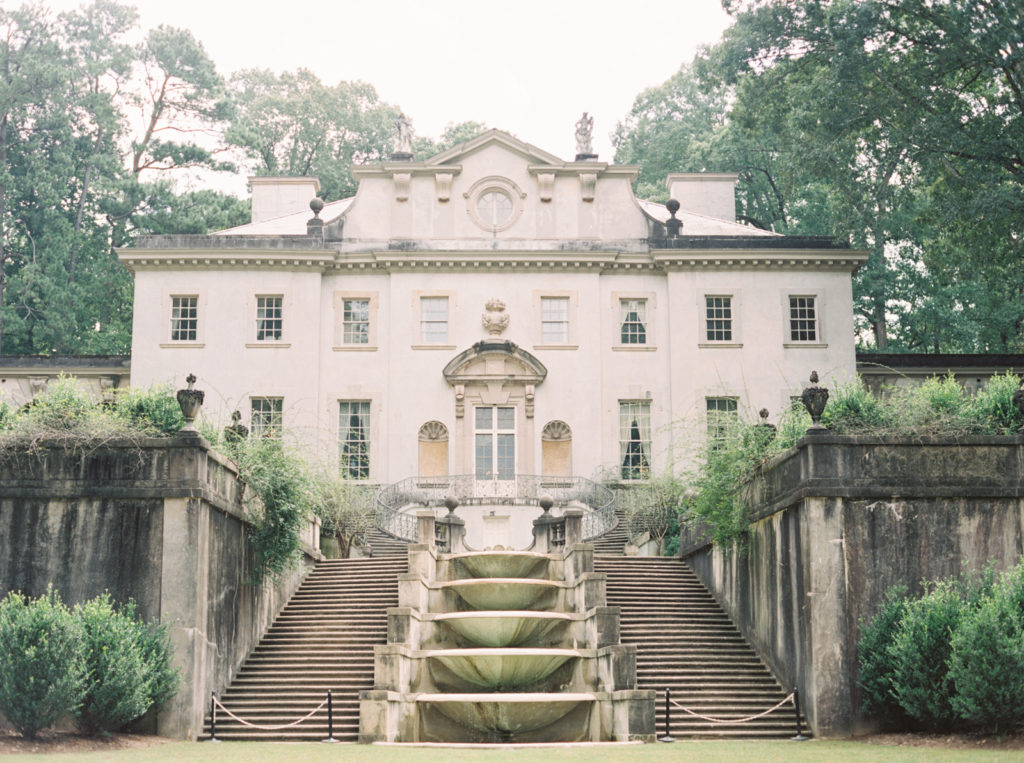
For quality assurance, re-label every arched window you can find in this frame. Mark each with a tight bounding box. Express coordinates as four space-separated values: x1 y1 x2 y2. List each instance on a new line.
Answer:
541 420 572 477
418 421 449 478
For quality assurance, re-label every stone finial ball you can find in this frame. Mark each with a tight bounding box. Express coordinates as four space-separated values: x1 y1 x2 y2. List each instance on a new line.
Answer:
759 408 770 420
443 495 459 512
665 199 681 216
539 494 554 511
309 197 325 216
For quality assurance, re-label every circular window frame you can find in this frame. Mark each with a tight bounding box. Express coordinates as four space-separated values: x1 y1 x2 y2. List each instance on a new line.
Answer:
464 176 526 233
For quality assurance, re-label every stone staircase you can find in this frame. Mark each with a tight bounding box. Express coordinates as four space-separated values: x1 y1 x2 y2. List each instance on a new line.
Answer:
595 556 803 739
205 556 405 741
364 525 411 557
591 507 629 555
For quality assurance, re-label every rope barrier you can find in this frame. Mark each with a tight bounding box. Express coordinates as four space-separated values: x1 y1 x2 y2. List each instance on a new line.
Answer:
212 695 328 731
668 692 795 725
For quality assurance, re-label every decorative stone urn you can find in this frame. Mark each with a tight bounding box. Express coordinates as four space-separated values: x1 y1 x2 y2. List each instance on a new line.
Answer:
754 408 777 443
224 410 249 443
800 371 829 431
1013 379 1024 434
176 373 204 432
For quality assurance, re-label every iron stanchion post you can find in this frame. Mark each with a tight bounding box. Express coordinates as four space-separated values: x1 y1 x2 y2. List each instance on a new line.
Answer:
791 687 808 741
208 691 221 742
658 687 675 742
323 689 339 743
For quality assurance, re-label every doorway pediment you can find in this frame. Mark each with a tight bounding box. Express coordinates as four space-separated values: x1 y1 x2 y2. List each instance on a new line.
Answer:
442 341 547 386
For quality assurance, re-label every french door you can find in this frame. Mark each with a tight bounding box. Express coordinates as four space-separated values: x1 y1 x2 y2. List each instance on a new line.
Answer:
474 406 515 495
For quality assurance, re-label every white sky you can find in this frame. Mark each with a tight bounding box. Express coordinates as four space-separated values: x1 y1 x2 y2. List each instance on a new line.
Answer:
43 0 732 165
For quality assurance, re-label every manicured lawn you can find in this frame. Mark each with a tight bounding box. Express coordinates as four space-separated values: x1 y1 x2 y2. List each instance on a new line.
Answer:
5 740 1022 763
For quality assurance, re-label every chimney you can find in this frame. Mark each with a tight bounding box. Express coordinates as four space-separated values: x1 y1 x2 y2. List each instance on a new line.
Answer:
248 177 321 224
664 173 738 222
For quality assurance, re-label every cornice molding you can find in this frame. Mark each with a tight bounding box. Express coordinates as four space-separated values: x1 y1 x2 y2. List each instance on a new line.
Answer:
350 164 464 179
652 248 870 271
117 248 336 271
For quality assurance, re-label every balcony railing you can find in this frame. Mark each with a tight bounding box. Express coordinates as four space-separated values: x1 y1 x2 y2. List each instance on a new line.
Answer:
374 474 617 544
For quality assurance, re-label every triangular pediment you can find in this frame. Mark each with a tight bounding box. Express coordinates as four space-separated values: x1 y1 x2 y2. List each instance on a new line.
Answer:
425 129 564 168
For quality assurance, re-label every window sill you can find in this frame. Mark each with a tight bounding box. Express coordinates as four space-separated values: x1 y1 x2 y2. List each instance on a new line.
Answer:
612 345 657 352
533 344 579 351
783 342 828 349
245 342 291 349
159 342 204 349
698 342 743 349
333 345 378 352
410 344 457 350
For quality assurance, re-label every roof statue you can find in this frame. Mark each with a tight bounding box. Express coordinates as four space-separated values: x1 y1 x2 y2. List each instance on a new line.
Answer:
393 114 413 156
574 112 594 158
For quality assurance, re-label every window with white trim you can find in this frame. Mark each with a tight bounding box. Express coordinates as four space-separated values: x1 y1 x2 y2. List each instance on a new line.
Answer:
706 397 739 444
420 296 449 343
619 299 647 345
789 296 818 342
256 295 283 341
705 296 733 342
170 296 197 341
343 299 370 344
339 401 370 479
619 401 651 480
540 297 570 344
251 397 283 438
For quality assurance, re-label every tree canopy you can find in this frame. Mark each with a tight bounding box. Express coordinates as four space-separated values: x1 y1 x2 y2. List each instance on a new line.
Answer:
615 0 1024 352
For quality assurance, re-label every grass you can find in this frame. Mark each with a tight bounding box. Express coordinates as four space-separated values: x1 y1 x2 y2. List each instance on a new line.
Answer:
5 740 1023 763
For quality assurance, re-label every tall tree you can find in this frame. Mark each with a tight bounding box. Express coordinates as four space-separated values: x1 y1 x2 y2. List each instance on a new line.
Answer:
226 69 401 200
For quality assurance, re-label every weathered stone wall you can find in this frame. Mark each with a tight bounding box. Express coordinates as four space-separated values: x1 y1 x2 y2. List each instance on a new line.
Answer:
680 434 1024 737
0 437 318 739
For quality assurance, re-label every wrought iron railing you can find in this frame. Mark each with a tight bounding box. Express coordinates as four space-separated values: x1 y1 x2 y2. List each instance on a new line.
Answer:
374 474 617 543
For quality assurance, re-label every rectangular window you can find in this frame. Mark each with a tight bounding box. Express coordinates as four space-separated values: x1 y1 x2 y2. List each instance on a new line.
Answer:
706 397 739 443
251 397 283 438
420 296 448 343
705 296 733 342
339 401 370 479
256 295 283 341
474 406 515 480
619 401 651 480
789 296 818 342
620 299 647 345
343 299 370 344
170 296 197 341
540 297 570 344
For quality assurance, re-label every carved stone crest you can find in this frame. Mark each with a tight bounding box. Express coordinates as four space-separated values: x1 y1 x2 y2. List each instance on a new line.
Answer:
481 298 510 336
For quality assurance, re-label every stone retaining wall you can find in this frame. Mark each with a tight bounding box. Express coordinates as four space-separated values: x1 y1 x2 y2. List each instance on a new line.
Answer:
0 435 319 739
680 434 1024 737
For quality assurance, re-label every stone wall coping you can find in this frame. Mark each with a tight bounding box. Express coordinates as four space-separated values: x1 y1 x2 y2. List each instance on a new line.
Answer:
0 435 320 559
680 434 1024 557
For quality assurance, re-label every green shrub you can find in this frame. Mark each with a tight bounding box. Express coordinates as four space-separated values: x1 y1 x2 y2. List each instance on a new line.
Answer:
18 375 98 432
73 595 152 734
307 471 375 559
948 591 1024 733
112 385 184 436
130 602 178 711
226 436 308 581
0 396 12 430
890 580 967 729
970 372 1023 435
821 380 891 433
894 375 976 436
0 588 84 738
857 585 909 722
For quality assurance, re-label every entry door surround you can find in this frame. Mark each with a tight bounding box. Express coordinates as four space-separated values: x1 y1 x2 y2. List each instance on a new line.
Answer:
442 341 547 477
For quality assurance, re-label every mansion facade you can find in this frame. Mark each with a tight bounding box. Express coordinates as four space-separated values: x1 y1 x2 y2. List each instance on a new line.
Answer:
118 130 866 485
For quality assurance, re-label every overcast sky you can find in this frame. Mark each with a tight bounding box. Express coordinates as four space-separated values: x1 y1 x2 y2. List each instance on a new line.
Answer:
44 0 733 162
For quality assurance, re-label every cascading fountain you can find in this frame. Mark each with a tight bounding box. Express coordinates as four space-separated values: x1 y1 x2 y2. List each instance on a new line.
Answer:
359 501 655 743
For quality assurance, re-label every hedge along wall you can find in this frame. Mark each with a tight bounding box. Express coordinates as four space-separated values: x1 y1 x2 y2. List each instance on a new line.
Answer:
0 436 320 739
679 434 1024 737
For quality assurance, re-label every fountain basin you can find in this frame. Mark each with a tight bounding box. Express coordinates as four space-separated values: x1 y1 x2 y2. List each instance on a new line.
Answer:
434 611 571 647
450 551 549 579
417 692 595 739
426 648 580 691
443 578 561 611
